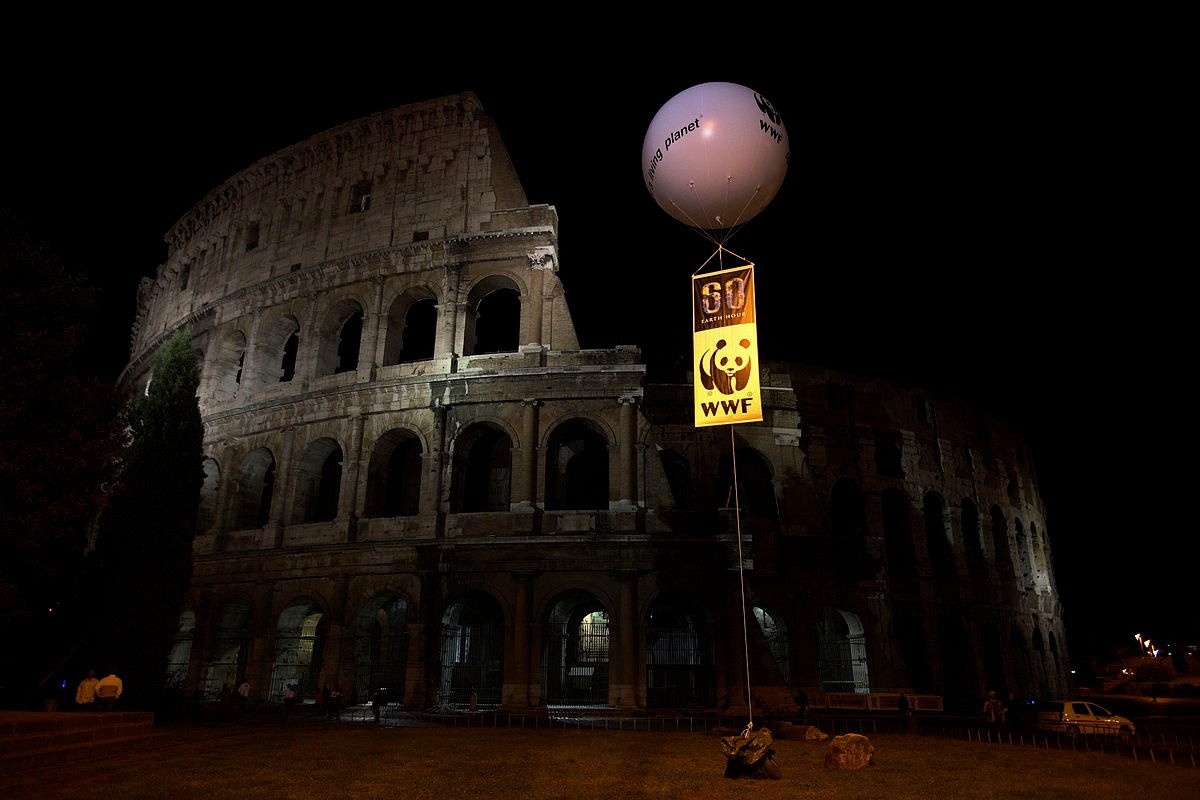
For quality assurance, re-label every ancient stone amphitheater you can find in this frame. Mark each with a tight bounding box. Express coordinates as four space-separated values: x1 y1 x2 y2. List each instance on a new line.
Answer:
120 92 1069 716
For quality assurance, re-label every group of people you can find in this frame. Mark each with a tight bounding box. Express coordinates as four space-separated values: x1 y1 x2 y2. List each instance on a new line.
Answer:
982 690 1026 736
42 669 124 712
315 683 343 719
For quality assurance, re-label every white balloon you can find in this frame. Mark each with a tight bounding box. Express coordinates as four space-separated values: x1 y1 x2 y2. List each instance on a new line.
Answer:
642 82 789 230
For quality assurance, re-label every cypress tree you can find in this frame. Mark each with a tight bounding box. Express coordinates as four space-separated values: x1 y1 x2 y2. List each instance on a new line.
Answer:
85 326 204 712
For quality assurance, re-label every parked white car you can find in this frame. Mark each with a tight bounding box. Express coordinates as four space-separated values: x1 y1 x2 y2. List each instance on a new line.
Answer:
1035 700 1136 742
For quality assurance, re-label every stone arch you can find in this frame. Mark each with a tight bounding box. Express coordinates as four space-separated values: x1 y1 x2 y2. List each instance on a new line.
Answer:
717 447 777 519
541 589 611 707
464 274 521 356
882 487 918 593
207 329 246 404
249 313 300 385
205 595 254 701
752 605 791 689
383 286 439 364
817 607 870 693
269 597 328 701
316 297 365 376
230 447 276 530
364 428 423 517
544 417 608 510
450 421 512 512
291 437 343 524
165 605 196 692
351 593 411 706
438 590 506 709
657 448 694 509
197 457 219 533
645 591 715 709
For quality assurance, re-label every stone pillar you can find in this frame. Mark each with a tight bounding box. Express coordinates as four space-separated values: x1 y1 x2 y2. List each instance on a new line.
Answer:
526 248 555 346
341 413 366 542
361 275 385 381
617 395 639 507
434 262 464 366
267 426 298 545
612 571 639 709
514 399 541 508
241 308 263 395
297 294 319 387
428 403 448 534
504 572 534 708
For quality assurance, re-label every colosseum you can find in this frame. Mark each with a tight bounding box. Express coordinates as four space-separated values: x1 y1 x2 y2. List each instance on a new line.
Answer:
121 91 1069 718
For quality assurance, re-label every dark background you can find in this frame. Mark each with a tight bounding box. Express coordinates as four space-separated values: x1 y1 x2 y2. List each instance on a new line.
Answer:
3 29 1188 664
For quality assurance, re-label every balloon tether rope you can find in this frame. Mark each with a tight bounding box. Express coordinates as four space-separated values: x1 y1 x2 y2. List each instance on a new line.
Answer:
729 425 754 734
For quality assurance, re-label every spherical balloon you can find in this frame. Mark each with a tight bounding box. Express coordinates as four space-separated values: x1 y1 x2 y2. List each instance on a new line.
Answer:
642 82 789 230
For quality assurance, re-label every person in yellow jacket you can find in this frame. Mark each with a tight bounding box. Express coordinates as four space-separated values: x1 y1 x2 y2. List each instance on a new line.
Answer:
75 669 101 711
95 671 123 711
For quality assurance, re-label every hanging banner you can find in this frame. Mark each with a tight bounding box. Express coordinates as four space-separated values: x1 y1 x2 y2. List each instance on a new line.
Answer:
692 264 762 427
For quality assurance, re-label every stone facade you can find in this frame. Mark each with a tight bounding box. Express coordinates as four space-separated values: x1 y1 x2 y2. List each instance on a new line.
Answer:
121 92 1069 715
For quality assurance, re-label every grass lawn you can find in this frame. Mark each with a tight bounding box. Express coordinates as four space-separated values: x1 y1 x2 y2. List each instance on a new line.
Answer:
3 714 1195 800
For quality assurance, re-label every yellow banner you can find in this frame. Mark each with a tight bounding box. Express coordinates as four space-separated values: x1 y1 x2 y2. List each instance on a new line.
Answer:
692 264 762 427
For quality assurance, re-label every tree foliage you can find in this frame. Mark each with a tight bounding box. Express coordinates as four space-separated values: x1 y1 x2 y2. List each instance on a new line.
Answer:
81 326 204 711
0 209 129 701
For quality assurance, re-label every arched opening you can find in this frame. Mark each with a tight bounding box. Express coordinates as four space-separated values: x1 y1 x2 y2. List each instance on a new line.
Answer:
364 430 422 517
438 592 505 709
544 419 608 510
269 600 326 702
353 595 410 706
450 423 512 512
541 591 611 707
645 593 715 709
817 607 869 693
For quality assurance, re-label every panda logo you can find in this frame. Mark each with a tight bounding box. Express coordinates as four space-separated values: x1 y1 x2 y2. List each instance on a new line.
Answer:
699 338 754 395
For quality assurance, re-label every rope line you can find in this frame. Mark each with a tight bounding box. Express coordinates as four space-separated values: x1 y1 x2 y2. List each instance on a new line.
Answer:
731 425 754 732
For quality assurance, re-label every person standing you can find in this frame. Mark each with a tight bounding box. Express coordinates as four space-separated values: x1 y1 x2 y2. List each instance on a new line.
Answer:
95 671 123 711
327 685 342 720
794 688 809 725
237 677 251 714
897 692 912 733
75 669 101 711
283 683 297 711
371 687 386 724
982 690 1005 732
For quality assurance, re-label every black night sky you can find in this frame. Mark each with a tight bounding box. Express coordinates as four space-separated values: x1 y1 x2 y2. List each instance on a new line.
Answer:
3 28 1188 663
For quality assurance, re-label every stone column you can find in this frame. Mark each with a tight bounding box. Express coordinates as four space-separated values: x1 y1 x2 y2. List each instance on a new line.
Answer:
504 572 534 708
617 395 639 507
361 275 385 381
612 571 639 709
514 399 541 508
341 413 366 542
526 248 555 346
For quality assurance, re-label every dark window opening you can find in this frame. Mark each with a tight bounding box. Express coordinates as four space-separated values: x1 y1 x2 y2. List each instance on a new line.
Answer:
245 222 260 252
350 180 372 213
335 312 363 374
280 331 298 382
